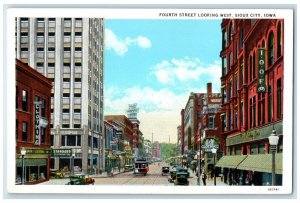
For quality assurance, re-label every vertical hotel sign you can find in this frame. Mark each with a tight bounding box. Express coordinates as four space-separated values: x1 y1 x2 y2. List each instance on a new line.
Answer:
257 48 266 93
34 101 40 145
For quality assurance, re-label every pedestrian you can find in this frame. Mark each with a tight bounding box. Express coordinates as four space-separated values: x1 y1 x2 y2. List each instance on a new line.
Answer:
201 172 207 186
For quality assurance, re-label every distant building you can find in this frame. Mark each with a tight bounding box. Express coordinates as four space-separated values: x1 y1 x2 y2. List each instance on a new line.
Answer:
152 141 161 161
180 83 223 166
16 59 52 184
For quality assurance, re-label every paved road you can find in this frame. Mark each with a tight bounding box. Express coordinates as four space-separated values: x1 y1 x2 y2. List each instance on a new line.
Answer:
39 162 227 186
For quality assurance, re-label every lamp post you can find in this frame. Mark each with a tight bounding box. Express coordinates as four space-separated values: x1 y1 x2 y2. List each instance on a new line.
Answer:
20 147 26 185
197 151 201 186
268 127 279 186
211 147 217 186
71 150 75 176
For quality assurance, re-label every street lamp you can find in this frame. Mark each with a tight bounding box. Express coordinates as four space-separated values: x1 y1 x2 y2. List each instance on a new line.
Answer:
211 147 217 186
197 151 201 186
20 147 26 185
71 150 75 176
268 127 279 186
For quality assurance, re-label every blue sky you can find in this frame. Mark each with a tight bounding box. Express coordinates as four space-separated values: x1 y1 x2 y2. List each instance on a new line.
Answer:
104 19 222 143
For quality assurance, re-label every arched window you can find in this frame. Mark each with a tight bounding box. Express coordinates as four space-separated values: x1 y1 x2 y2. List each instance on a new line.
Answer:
253 51 256 79
277 22 282 57
268 32 274 66
262 40 265 48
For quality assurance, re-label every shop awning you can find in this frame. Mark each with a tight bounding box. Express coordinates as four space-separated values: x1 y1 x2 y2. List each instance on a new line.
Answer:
215 155 247 169
16 158 47 167
237 153 283 174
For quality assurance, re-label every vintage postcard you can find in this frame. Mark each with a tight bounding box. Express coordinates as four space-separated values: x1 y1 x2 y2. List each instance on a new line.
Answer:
3 7 294 196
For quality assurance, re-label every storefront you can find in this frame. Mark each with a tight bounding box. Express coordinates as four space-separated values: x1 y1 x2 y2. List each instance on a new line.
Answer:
16 152 50 184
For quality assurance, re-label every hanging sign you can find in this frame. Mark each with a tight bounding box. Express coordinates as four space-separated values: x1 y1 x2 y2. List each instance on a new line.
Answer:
34 101 40 145
257 48 266 93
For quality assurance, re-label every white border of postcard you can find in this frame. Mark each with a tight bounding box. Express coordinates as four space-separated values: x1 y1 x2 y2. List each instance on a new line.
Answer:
5 8 294 194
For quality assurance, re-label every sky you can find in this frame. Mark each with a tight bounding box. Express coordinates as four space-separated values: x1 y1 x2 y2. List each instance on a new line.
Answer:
104 19 222 144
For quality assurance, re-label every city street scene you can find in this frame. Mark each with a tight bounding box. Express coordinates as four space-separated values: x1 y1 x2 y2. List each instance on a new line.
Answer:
15 17 284 188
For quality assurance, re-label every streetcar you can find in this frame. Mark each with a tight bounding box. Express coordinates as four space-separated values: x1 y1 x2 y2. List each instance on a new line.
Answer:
133 158 149 176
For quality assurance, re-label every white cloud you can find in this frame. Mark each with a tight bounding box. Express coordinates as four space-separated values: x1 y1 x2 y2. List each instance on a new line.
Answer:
104 86 188 114
153 57 221 84
105 29 152 56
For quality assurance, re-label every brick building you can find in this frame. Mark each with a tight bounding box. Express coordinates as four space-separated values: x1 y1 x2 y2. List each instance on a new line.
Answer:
217 19 283 186
180 83 223 169
16 59 52 184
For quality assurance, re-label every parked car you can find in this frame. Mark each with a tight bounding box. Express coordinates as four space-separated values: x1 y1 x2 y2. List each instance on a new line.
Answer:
161 166 170 176
174 172 189 186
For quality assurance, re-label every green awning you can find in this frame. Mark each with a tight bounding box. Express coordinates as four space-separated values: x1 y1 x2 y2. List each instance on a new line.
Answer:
237 153 282 174
16 158 47 167
215 155 247 169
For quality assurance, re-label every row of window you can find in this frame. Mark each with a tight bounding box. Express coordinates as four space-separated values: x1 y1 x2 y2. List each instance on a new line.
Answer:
221 77 283 132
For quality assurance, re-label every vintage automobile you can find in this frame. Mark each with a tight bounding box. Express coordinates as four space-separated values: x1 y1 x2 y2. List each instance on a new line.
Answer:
124 164 134 172
168 166 190 183
174 172 189 186
161 166 170 176
66 174 95 185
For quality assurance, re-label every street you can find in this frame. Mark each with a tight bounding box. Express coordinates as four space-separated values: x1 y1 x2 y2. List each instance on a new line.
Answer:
40 162 227 186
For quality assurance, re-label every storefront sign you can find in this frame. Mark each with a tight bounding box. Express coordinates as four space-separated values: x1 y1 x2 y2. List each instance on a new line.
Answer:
25 148 52 155
52 149 72 157
257 48 266 93
34 102 40 145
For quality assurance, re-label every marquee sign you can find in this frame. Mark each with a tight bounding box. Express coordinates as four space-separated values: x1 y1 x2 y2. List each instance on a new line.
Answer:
257 48 266 93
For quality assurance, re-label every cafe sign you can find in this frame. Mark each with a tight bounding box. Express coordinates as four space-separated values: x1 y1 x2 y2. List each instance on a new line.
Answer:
257 48 266 93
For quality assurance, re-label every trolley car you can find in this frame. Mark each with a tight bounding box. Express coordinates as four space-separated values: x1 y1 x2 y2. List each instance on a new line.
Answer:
133 158 149 176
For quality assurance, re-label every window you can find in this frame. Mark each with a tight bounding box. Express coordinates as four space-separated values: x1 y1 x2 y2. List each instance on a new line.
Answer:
48 47 55 51
74 124 81 128
250 96 257 128
37 32 44 36
16 86 19 108
277 78 282 119
222 114 227 132
277 23 282 58
74 93 81 97
74 109 81 113
222 57 227 76
222 29 227 49
268 85 273 122
268 32 275 66
75 47 82 51
240 67 244 86
258 93 266 125
63 77 70 82
16 119 18 140
48 32 55 36
229 80 233 99
62 108 70 113
229 21 234 42
22 121 28 141
75 32 82 36
50 134 54 146
41 99 46 117
240 102 244 127
22 90 28 111
64 32 71 36
41 127 46 144
222 87 227 103
252 51 256 79
74 78 81 82
62 124 70 128
235 74 238 95
249 55 253 81
239 28 244 49
209 116 214 129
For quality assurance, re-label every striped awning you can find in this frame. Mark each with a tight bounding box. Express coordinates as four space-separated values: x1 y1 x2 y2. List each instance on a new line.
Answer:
215 155 247 169
237 153 283 174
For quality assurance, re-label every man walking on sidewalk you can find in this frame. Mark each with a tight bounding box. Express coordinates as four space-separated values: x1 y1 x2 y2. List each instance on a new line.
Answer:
201 172 207 186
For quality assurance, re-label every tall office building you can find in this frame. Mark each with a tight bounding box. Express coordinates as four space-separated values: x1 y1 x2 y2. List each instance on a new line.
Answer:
15 17 105 174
